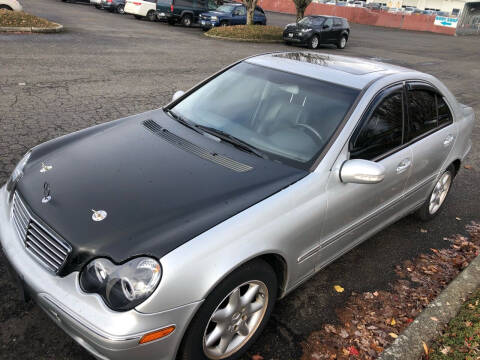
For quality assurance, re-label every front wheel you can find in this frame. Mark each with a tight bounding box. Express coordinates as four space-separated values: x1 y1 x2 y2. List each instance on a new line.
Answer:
337 35 348 49
220 20 229 27
416 165 455 221
116 4 125 14
178 259 277 360
0 4 13 9
308 34 320 49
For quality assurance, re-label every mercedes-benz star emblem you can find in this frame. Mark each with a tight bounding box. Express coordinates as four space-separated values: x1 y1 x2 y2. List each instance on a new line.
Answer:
42 182 52 203
92 209 107 222
40 162 53 173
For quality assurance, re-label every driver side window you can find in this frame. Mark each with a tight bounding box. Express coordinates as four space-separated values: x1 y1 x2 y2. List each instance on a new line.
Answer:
350 91 404 161
235 6 246 15
324 18 333 28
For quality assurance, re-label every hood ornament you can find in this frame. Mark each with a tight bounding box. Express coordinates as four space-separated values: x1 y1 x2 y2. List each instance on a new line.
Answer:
42 182 52 203
92 209 107 222
40 162 53 173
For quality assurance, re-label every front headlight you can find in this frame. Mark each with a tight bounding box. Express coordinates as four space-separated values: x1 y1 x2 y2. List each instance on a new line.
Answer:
6 150 31 192
80 257 162 311
302 28 313 32
211 16 218 20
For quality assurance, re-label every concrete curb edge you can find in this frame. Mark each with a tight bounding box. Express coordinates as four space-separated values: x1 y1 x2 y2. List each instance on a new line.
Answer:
204 32 283 43
0 22 63 33
378 253 480 360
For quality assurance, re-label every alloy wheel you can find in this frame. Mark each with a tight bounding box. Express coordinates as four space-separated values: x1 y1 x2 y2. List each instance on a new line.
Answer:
428 171 452 215
202 280 269 359
340 36 347 48
311 36 319 49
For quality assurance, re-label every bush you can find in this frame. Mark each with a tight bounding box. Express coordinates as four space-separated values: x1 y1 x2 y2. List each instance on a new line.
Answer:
207 25 283 41
0 10 57 28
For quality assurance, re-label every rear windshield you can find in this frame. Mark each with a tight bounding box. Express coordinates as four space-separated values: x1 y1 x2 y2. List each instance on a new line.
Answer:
172 62 360 169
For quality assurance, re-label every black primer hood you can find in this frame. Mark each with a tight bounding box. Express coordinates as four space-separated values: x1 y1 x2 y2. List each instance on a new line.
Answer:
17 110 307 275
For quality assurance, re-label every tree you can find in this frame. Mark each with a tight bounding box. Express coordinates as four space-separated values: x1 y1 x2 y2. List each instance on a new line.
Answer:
293 0 313 22
242 0 258 25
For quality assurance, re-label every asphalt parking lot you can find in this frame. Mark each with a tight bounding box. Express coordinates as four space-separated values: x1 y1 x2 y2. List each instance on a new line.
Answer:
0 1 479 359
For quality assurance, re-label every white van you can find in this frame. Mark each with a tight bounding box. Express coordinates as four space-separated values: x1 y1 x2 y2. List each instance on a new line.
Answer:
124 0 157 21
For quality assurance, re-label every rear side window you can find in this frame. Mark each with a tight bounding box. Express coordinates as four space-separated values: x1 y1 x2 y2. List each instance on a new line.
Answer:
438 96 453 126
351 92 404 160
174 0 193 6
406 89 437 140
334 18 342 26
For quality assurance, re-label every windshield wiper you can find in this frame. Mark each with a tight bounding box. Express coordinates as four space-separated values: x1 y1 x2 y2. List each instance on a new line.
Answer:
195 125 268 159
164 108 204 135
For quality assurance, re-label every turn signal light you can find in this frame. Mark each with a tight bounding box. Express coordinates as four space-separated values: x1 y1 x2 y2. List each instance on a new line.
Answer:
139 326 175 344
170 4 174 11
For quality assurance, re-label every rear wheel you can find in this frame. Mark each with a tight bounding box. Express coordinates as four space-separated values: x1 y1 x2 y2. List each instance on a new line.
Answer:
178 259 277 360
0 5 13 10
309 34 319 49
116 4 125 14
416 165 455 221
220 20 229 27
181 14 193 27
337 35 348 49
146 10 156 21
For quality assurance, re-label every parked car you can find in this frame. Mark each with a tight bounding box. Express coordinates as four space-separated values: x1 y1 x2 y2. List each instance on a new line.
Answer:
1 52 473 360
157 0 218 26
283 16 350 49
403 6 415 14
0 0 22 10
90 0 103 8
353 1 364 7
101 0 126 13
199 3 266 29
124 0 157 20
366 2 382 10
423 9 436 15
380 5 389 11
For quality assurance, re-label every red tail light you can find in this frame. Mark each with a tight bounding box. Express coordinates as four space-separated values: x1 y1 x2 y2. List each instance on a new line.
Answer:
133 1 141 4
170 4 174 11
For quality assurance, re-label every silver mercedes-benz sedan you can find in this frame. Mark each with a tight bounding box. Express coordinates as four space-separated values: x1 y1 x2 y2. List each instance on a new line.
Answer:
0 52 474 360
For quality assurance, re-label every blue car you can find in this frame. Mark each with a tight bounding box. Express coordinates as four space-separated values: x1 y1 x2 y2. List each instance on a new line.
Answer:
199 3 267 29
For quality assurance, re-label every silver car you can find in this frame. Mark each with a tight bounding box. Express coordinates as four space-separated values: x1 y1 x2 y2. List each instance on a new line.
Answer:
0 52 474 360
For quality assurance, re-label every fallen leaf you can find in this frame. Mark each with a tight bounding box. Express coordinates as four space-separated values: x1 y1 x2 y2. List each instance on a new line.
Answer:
390 318 396 326
430 317 439 322
333 285 344 293
251 355 264 360
464 164 472 169
389 333 398 339
423 341 429 356
440 346 451 355
373 291 379 297
348 346 360 356
420 229 428 233
465 321 472 327
456 217 462 221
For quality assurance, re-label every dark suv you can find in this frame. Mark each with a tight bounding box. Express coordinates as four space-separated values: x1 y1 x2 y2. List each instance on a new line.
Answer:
199 3 267 29
283 16 350 49
157 0 218 26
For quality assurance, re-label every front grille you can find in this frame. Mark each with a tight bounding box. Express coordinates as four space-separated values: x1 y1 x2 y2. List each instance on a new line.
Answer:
11 192 71 273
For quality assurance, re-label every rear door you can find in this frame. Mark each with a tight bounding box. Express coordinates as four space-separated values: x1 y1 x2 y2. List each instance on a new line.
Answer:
232 5 247 24
402 82 457 205
332 17 343 41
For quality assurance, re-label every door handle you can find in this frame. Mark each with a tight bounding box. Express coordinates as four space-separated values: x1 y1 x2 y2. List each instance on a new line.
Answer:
396 158 411 174
443 134 455 147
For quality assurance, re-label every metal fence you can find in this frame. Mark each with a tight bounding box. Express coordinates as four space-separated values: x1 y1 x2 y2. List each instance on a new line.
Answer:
457 1 480 35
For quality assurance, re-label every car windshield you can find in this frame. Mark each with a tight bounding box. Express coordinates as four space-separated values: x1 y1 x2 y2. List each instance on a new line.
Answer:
215 4 236 12
171 62 359 168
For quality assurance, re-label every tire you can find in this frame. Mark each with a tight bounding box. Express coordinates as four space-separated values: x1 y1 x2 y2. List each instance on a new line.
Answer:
416 165 455 221
146 10 156 21
337 35 348 49
94 4 102 9
178 259 277 360
285 41 292 46
116 4 125 14
308 34 320 49
0 4 13 10
181 14 193 27
220 20 229 27
134 15 143 20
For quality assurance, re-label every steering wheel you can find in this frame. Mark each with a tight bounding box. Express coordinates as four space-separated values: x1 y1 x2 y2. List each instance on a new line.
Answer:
295 123 324 145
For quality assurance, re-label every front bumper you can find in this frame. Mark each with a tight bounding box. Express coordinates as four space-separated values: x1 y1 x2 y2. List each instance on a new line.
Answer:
0 186 202 360
283 30 310 44
200 19 219 28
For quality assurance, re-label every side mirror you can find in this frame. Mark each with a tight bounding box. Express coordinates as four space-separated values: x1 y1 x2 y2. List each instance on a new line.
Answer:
340 159 385 184
323 24 329 29
172 90 185 102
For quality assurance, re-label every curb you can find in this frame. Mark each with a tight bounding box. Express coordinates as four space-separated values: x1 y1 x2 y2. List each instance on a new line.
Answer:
0 22 63 33
378 253 480 360
204 32 283 43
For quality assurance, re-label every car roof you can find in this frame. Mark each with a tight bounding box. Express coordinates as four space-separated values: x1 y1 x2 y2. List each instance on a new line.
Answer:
245 52 414 90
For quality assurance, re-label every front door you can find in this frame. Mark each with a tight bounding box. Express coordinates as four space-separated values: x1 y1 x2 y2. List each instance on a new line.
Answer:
321 18 334 43
318 85 413 268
